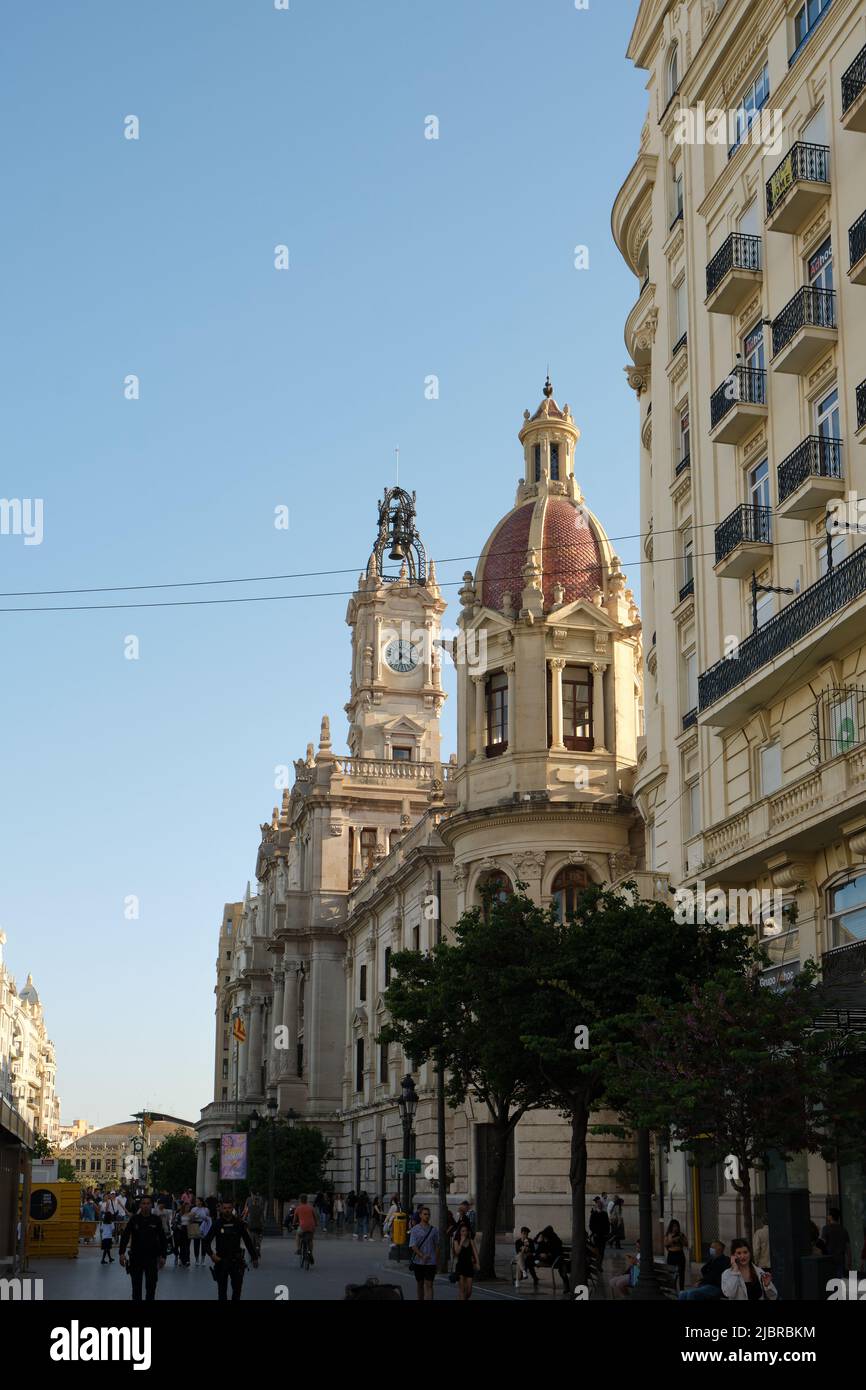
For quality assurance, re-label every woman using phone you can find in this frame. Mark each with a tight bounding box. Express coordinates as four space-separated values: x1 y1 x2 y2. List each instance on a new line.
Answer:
452 1221 480 1301
664 1219 688 1291
721 1237 778 1301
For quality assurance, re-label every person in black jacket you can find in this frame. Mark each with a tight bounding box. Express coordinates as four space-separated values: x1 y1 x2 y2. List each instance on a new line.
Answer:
203 1198 259 1301
678 1241 728 1301
119 1195 168 1301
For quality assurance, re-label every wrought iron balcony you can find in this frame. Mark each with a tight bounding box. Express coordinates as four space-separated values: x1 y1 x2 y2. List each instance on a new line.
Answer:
715 503 772 567
675 453 691 477
771 287 836 374
766 143 830 233
682 707 698 731
706 233 762 300
858 380 866 434
850 209 866 282
678 576 695 604
710 365 767 442
777 435 843 512
699 541 866 714
842 41 866 125
672 331 687 357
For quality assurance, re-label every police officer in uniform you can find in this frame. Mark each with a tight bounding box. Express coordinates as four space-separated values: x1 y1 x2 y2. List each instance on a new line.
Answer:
119 1194 168 1300
204 1197 259 1300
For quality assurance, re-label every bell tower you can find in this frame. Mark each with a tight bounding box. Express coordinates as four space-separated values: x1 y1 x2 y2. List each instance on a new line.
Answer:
344 487 447 763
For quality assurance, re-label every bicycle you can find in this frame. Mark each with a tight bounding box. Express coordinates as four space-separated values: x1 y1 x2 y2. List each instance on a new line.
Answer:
298 1230 314 1270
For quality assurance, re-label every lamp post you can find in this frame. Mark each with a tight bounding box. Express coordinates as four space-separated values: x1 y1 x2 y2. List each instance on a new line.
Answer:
395 1074 417 1261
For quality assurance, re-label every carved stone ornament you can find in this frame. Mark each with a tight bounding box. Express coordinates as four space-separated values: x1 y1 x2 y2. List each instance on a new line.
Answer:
625 365 648 396
452 863 468 888
608 851 637 882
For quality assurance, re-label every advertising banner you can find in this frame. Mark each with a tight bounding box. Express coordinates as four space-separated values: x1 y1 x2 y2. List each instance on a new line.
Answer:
219 1132 248 1181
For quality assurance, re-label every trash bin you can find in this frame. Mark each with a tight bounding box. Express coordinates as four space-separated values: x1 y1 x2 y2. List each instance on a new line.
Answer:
391 1213 407 1247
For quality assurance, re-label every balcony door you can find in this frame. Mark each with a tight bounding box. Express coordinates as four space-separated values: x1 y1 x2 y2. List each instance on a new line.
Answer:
743 321 765 372
815 386 839 441
808 237 833 293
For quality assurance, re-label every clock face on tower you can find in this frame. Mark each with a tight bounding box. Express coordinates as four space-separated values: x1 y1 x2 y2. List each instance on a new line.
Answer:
383 638 421 674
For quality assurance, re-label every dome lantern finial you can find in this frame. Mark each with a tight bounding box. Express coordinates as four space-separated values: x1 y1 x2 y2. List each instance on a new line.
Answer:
543 373 553 399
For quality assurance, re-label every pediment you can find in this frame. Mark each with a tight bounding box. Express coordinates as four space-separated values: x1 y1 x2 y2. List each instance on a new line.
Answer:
352 1008 369 1032
383 714 426 736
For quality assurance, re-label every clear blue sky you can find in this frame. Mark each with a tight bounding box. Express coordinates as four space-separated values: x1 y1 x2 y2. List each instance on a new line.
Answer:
0 0 646 1127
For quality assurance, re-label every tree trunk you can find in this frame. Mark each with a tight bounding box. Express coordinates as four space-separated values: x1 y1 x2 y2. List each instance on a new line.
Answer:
740 1168 754 1247
569 1099 589 1289
476 1118 511 1280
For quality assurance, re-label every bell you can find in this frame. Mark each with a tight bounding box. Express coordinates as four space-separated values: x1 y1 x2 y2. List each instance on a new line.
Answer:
388 533 406 561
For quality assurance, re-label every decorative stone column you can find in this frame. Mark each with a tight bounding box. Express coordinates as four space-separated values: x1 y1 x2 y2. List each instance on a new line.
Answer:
549 659 565 751
473 674 486 760
504 661 516 749
281 966 298 1072
205 1138 220 1197
592 663 607 751
196 1141 207 1196
246 996 264 1097
271 970 285 1078
236 1005 249 1097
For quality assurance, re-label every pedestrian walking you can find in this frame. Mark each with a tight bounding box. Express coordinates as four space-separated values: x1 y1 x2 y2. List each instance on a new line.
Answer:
371 1195 385 1240
242 1191 265 1257
609 1195 625 1249
820 1208 852 1280
333 1193 345 1234
204 1198 259 1301
173 1201 192 1267
119 1195 168 1301
346 1190 357 1230
99 1213 116 1264
189 1197 211 1265
384 1194 399 1241
452 1222 480 1300
664 1219 688 1292
355 1190 371 1240
589 1196 610 1265
408 1205 439 1302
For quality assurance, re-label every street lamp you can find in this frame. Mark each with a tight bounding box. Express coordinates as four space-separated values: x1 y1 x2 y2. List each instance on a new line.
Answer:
393 1074 418 1262
264 1097 280 1237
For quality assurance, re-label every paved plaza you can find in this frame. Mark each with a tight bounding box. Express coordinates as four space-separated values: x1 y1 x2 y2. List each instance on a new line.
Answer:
27 1230 615 1302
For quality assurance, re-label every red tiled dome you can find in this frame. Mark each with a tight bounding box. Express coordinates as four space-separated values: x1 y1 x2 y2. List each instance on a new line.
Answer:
481 504 533 611
542 498 603 606
480 497 603 611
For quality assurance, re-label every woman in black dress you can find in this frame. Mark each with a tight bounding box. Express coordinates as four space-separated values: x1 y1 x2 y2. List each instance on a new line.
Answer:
665 1219 688 1291
452 1222 480 1301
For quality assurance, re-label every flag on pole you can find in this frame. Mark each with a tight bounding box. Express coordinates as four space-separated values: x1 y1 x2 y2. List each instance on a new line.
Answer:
233 1015 247 1043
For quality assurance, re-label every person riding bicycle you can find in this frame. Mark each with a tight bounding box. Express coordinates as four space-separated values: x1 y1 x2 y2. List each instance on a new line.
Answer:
293 1193 318 1264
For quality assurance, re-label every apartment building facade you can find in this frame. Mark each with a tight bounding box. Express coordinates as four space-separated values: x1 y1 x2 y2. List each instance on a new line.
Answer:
614 0 866 1258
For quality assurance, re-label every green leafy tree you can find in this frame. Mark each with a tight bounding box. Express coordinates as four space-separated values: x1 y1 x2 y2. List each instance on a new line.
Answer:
147 1131 198 1195
379 888 555 1279
610 961 866 1244
207 1122 332 1205
520 882 754 1284
32 1131 53 1159
58 1158 76 1181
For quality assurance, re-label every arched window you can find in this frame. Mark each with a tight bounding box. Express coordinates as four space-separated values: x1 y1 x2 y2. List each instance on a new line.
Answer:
552 866 589 922
477 870 513 920
667 42 679 101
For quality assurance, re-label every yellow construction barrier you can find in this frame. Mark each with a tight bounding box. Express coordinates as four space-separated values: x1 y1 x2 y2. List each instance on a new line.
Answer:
26 1182 80 1258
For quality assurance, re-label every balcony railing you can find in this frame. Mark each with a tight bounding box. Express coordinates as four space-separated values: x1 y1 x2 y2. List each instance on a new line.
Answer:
706 234 762 297
715 504 772 565
858 380 866 432
766 143 829 219
699 541 866 710
771 287 836 357
672 332 687 357
336 757 450 783
675 453 691 477
710 366 766 430
842 40 866 114
850 209 866 270
777 435 843 504
682 708 698 731
679 577 695 604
